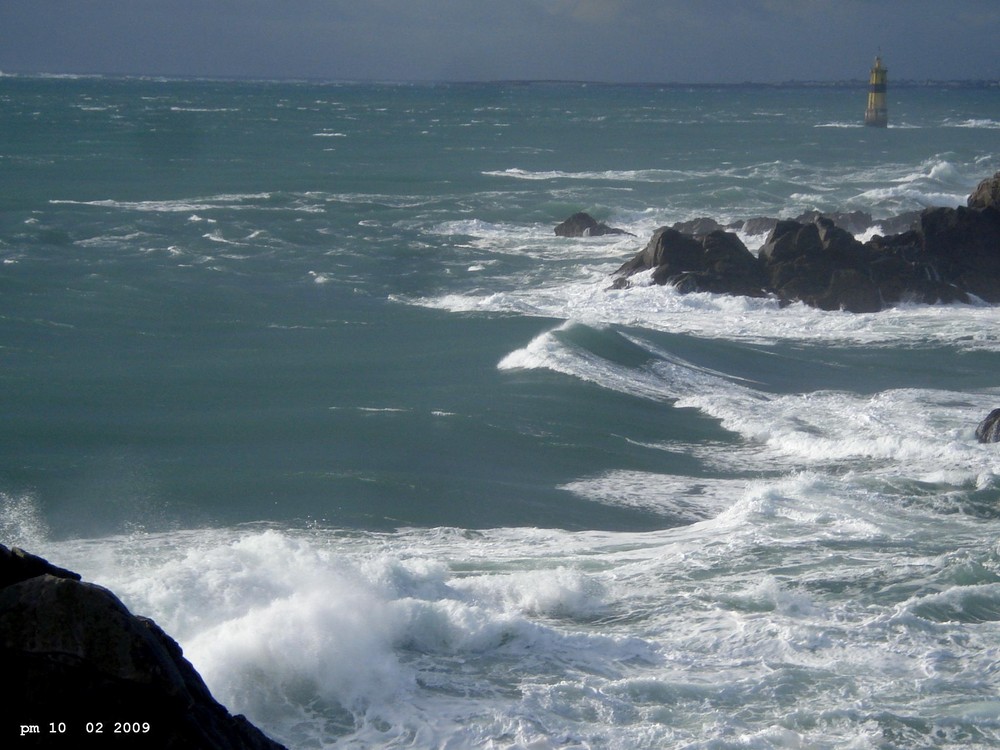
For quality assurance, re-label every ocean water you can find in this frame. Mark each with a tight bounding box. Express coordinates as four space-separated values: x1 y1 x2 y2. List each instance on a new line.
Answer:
3 75 1000 748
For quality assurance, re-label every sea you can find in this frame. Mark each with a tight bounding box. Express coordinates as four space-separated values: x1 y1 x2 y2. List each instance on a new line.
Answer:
3 74 1000 749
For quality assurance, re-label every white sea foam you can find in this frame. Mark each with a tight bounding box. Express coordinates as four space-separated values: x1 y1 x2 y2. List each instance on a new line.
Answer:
676 386 995 472
49 193 325 214
848 159 972 212
38 494 1000 749
202 230 241 245
42 528 664 747
0 492 50 548
560 471 740 521
328 406 410 414
484 167 694 183
168 106 239 113
418 272 1000 352
497 322 692 403
494 316 1000 493
946 118 1000 129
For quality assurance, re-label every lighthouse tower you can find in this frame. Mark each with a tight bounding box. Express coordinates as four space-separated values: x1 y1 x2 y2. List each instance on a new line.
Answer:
864 56 888 127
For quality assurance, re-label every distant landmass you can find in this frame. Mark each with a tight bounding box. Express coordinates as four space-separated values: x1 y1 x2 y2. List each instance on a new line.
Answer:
1 71 999 87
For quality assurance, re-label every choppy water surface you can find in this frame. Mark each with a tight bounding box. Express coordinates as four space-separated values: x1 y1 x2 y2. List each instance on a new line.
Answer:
3 76 1000 748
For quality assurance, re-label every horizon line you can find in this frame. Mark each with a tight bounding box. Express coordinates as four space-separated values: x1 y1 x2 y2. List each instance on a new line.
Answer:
2 69 999 88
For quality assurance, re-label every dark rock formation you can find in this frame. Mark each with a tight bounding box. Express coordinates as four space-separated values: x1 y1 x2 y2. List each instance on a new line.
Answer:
976 409 1000 443
733 210 920 242
738 217 780 237
614 227 769 298
919 205 1000 302
860 228 967 305
670 217 726 236
612 174 1000 313
1 544 286 749
757 217 882 312
874 210 923 237
0 545 80 588
968 171 1000 211
793 209 874 236
555 212 635 237
816 269 881 314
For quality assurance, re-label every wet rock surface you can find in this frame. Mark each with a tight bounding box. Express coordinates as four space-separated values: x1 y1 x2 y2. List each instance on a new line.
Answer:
607 173 1000 312
1 544 287 749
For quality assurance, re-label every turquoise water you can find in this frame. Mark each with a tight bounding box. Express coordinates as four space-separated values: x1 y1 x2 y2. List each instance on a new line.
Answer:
3 76 1000 748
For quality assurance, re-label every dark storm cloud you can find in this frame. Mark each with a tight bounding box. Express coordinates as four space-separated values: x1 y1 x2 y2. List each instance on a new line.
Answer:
1 0 997 82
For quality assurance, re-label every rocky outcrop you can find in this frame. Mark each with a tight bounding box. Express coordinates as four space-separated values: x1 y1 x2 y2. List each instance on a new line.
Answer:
757 217 880 312
976 409 1000 443
0 544 286 750
670 217 726 236
612 174 1000 313
0 544 80 588
554 212 635 237
674 210 921 241
613 227 769 298
968 171 1000 211
919 205 1000 302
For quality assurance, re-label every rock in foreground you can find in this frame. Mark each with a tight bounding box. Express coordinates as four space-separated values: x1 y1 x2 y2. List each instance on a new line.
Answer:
0 544 287 749
968 171 1000 211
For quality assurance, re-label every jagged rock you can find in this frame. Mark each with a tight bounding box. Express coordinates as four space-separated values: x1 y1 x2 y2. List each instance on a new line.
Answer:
816 216 868 264
815 269 881 313
615 227 768 297
739 217 780 236
671 217 724 236
757 219 876 309
864 228 972 305
555 212 634 237
794 209 873 236
734 210 917 243
759 220 824 265
875 210 923 236
0 545 80 588
919 205 1000 302
697 230 771 296
968 171 1000 211
0 544 287 750
976 409 1000 443
615 227 701 277
610 174 1000 313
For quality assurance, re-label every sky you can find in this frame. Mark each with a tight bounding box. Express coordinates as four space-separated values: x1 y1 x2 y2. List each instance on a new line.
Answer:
1 1 998 84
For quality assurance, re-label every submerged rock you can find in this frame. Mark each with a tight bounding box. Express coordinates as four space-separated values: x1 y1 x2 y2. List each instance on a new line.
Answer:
555 212 635 237
0 544 287 750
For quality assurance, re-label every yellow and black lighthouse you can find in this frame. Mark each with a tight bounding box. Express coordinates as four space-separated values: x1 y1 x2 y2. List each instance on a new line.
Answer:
864 56 888 127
